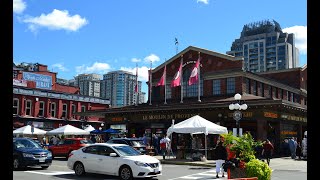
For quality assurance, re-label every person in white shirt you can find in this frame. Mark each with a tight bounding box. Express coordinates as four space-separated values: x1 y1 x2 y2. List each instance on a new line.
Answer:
160 135 171 159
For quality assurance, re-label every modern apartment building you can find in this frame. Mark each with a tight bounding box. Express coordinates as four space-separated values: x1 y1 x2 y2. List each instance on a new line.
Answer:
226 19 299 72
100 70 143 107
75 73 101 97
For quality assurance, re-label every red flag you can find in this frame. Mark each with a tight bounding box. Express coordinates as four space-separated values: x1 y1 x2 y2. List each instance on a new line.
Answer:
157 65 166 86
188 58 200 85
171 61 182 87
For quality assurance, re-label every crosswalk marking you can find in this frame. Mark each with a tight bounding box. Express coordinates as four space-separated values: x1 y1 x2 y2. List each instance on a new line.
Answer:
168 170 228 180
25 171 74 176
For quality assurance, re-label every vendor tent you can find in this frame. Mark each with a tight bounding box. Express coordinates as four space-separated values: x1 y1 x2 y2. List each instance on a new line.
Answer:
84 125 95 132
13 125 47 135
103 128 120 134
46 124 90 135
167 115 228 158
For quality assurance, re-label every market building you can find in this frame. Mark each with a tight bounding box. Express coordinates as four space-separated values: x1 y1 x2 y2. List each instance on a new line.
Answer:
13 62 110 131
75 46 307 156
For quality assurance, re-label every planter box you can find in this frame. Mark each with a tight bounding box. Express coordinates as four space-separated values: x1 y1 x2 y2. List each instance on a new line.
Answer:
229 168 247 179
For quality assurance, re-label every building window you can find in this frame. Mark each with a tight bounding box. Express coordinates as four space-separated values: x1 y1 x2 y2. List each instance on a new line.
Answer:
39 101 45 117
13 98 19 115
51 102 56 117
213 79 221 95
260 83 264 97
166 85 172 99
287 91 290 101
25 100 32 116
246 78 251 94
182 68 203 97
252 81 257 96
72 104 76 113
81 105 86 112
226 78 235 94
280 89 284 99
62 104 68 119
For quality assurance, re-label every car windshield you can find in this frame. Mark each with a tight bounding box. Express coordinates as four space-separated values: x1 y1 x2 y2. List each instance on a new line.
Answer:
80 139 93 144
113 145 141 156
14 139 42 149
131 140 145 146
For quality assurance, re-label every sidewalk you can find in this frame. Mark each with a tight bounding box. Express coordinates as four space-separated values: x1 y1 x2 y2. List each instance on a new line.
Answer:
154 155 216 167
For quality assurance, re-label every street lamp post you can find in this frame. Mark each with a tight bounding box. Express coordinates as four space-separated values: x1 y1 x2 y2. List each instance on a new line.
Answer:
229 93 248 137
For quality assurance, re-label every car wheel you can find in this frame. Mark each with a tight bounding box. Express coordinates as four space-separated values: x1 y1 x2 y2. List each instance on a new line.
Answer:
74 162 85 176
119 165 133 180
41 166 49 169
13 158 20 170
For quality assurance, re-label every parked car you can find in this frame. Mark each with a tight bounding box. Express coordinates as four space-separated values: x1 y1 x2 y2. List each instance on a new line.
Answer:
67 143 162 180
13 137 52 170
106 138 147 154
48 138 93 158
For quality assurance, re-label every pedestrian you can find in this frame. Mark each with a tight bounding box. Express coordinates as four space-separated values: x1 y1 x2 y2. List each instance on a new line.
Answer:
296 141 302 160
288 137 297 159
160 135 170 160
51 135 59 145
152 134 159 155
142 134 148 145
261 139 274 165
91 135 96 143
132 134 136 138
214 141 227 178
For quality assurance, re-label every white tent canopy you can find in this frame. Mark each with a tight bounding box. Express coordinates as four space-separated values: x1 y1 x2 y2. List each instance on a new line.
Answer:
13 125 47 135
46 124 90 135
84 125 95 132
167 115 228 136
166 115 228 159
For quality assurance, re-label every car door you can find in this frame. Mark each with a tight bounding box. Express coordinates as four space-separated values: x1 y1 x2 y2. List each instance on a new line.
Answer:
81 145 100 173
95 145 119 175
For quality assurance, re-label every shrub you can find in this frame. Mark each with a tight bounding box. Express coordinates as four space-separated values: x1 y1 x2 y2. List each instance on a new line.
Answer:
245 159 272 180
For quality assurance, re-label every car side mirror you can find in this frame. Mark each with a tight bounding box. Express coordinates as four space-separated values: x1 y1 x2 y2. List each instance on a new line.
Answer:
110 153 117 157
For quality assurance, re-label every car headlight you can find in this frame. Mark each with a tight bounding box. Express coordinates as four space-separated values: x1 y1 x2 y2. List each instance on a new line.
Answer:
134 161 148 167
23 153 34 158
47 152 52 157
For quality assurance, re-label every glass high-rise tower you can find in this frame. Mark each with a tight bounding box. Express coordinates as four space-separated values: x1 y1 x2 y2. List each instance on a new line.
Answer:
227 19 299 72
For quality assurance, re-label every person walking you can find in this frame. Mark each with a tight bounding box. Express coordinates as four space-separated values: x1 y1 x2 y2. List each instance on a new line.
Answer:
288 137 297 159
214 141 227 178
160 135 170 160
261 139 274 165
152 134 159 155
296 141 302 160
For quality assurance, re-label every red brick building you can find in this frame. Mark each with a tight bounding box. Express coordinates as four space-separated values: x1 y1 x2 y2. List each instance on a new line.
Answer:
77 46 307 156
13 63 110 130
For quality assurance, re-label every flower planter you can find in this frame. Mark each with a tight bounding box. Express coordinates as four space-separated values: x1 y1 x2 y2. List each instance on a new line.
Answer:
229 167 247 179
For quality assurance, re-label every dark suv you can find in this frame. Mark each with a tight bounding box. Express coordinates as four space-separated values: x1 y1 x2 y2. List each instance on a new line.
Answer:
48 138 93 158
13 138 52 170
106 138 147 154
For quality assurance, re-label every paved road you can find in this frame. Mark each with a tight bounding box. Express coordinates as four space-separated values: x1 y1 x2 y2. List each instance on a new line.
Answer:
13 157 306 180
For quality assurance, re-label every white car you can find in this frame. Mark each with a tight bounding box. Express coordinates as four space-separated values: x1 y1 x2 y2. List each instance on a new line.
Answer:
67 143 162 180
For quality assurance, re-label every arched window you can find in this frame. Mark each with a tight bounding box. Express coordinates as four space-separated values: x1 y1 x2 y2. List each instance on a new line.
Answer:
182 68 203 98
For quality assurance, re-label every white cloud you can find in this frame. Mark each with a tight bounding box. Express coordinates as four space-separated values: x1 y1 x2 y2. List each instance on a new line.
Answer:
197 0 209 4
76 62 111 74
23 9 88 32
131 58 141 63
283 26 307 55
51 63 69 72
144 54 160 63
13 0 26 14
120 66 150 81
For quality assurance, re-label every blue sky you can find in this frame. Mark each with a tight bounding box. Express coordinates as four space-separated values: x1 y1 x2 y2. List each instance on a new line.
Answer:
13 0 307 97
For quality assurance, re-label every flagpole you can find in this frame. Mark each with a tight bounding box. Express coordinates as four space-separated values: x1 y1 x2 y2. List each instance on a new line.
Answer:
149 61 152 105
198 52 201 102
180 55 183 103
136 63 138 106
164 61 167 105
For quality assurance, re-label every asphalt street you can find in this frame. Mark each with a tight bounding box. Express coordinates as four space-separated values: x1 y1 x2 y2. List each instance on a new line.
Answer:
13 157 307 180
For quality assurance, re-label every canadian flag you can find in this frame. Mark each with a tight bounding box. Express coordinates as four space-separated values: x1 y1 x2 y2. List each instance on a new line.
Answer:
157 65 166 86
171 61 182 87
188 58 200 85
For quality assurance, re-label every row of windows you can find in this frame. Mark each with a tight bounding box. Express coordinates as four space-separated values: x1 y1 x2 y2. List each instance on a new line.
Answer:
12 99 87 118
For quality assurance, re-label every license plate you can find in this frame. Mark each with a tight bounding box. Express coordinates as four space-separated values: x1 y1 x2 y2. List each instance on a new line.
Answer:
39 157 45 162
154 169 159 173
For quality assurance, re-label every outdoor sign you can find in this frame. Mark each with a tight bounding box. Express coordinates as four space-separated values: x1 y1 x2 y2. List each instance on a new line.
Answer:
23 72 52 90
13 79 27 87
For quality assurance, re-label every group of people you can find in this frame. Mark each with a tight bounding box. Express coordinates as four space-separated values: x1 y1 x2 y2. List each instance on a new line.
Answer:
281 137 306 160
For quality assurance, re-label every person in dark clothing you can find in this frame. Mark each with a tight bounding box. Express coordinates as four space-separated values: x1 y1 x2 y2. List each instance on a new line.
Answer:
152 134 159 155
90 135 96 143
214 141 228 178
296 142 302 160
262 139 274 165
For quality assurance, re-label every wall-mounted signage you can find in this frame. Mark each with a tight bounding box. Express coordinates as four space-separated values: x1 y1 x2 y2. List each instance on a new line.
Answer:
142 113 198 120
264 112 278 118
13 79 27 87
23 72 52 90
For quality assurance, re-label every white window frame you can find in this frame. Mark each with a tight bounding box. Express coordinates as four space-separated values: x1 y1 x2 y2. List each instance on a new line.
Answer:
81 105 86 112
25 100 32 116
62 103 68 119
38 101 45 117
13 98 19 115
72 104 76 113
51 102 56 117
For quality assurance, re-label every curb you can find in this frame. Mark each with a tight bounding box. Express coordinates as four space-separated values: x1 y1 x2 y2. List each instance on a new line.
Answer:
160 160 216 167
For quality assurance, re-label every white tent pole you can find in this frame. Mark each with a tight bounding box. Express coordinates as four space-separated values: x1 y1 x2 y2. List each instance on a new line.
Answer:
205 134 207 159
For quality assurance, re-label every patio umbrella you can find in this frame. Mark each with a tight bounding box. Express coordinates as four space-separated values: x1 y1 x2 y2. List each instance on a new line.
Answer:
13 125 47 135
46 124 90 135
90 129 104 134
84 125 95 132
103 128 120 134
